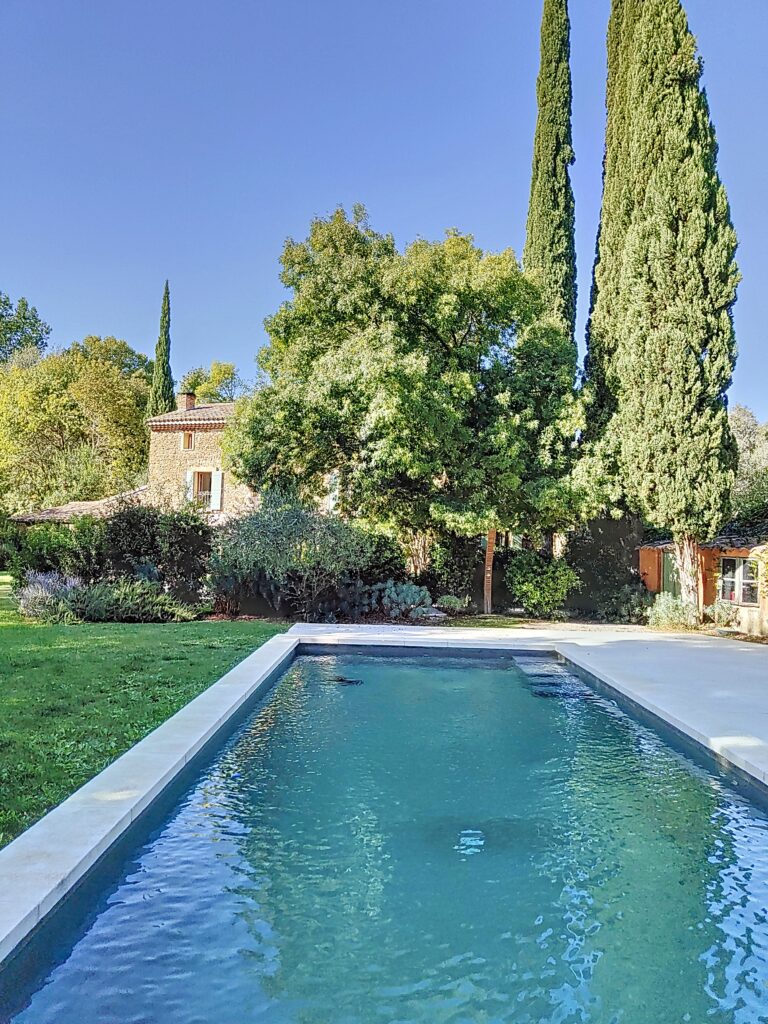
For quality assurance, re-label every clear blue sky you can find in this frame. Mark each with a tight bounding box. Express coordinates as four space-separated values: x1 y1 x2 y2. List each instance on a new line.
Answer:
2 0 766 417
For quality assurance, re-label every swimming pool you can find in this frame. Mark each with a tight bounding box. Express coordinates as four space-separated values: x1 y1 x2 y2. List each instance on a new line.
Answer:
3 649 768 1022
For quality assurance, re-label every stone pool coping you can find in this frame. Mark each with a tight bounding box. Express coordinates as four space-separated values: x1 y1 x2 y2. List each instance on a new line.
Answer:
2 621 768 967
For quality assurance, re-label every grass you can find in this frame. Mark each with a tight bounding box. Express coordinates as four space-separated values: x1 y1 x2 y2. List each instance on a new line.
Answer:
445 614 525 628
0 572 17 626
0 573 287 848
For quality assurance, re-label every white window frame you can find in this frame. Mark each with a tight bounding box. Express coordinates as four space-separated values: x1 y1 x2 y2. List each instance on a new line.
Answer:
181 431 195 451
185 469 223 512
193 470 213 508
719 557 760 607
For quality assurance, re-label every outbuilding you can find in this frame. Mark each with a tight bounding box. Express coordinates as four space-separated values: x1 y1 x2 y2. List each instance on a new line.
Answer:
639 520 768 636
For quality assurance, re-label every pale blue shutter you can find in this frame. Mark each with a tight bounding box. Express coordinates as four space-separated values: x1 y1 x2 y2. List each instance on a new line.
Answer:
210 470 223 511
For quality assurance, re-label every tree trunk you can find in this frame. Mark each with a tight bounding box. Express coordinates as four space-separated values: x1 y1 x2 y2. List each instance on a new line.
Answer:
552 532 567 559
674 535 700 616
483 528 497 615
405 532 432 577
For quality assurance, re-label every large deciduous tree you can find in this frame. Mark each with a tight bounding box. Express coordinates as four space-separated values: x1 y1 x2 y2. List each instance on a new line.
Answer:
611 0 739 608
523 0 577 345
224 208 576 611
0 292 51 363
0 339 150 512
179 361 249 403
729 404 768 521
146 281 175 418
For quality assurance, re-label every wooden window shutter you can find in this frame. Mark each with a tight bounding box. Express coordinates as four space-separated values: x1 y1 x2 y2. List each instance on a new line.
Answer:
210 470 223 511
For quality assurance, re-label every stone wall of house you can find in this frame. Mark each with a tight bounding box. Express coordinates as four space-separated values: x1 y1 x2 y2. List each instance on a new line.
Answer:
147 426 255 517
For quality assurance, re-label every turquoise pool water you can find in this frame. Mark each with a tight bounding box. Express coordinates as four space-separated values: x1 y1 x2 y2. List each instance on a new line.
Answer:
4 650 768 1023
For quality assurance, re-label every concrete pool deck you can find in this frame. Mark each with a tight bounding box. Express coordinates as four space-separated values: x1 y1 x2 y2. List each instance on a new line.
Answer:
1 621 767 969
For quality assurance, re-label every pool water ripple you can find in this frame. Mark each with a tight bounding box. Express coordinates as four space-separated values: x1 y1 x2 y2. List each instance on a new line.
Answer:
4 652 768 1023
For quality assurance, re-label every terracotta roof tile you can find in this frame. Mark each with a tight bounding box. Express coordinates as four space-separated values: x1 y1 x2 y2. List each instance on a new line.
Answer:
146 402 236 428
640 513 768 552
13 487 148 524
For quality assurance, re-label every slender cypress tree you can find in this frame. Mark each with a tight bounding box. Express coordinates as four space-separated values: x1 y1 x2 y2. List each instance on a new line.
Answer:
613 0 739 608
147 280 175 418
523 0 577 344
582 0 641 438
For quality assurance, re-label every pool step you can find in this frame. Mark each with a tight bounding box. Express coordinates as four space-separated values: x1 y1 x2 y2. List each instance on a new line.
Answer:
513 657 591 700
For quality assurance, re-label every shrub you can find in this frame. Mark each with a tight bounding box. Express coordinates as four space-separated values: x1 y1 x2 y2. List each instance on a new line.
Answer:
0 512 23 571
418 534 481 598
504 550 581 618
15 570 81 620
646 593 700 631
358 530 408 584
435 594 467 616
562 518 645 618
9 523 74 578
368 580 432 619
208 493 378 619
16 568 199 625
63 579 199 623
102 505 211 598
8 505 211 598
101 505 160 577
154 506 212 597
63 517 109 582
407 605 437 621
702 599 739 628
7 518 106 582
593 580 654 624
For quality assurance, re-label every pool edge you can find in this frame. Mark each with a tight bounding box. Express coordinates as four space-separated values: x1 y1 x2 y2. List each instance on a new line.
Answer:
0 632 299 967
2 624 767 970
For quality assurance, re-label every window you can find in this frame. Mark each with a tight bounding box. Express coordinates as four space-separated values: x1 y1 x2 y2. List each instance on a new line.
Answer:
186 469 222 511
719 557 760 606
193 471 212 506
742 559 760 606
182 432 194 451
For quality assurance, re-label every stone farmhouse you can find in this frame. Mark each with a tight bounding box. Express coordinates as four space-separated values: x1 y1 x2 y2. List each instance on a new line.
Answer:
145 393 255 518
15 392 255 525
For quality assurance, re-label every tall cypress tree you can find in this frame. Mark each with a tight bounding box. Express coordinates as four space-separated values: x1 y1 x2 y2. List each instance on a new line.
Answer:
613 0 739 608
523 0 577 344
147 280 175 418
582 0 641 438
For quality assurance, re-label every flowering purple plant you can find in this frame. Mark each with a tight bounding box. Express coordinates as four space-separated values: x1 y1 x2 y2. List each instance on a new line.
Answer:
16 570 81 619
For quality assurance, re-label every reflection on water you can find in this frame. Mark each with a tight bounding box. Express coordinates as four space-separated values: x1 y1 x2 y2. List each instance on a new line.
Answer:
6 653 768 1023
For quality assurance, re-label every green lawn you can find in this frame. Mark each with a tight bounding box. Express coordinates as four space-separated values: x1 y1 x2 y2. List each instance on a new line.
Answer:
446 614 524 628
0 573 287 848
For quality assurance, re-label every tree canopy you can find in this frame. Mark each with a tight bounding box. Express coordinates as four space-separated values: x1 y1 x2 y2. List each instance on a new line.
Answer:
607 0 739 605
523 0 577 345
0 338 150 513
179 361 249 403
582 0 641 445
69 335 153 380
0 292 51 363
730 404 768 521
147 281 175 418
224 208 577 567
